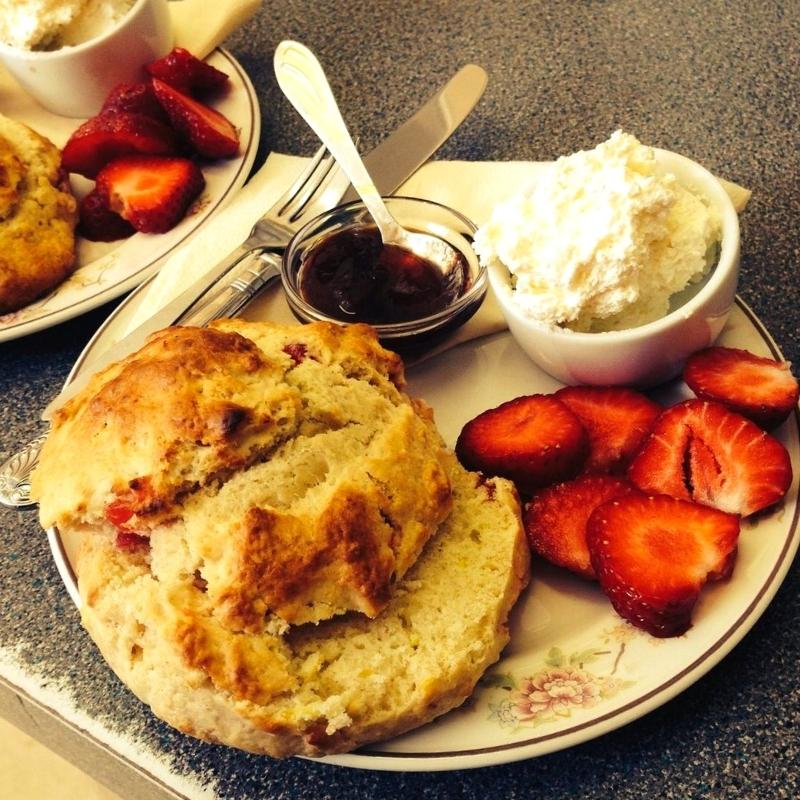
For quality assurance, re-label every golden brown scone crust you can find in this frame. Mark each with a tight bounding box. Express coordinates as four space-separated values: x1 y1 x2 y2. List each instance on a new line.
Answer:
34 320 452 625
0 114 77 314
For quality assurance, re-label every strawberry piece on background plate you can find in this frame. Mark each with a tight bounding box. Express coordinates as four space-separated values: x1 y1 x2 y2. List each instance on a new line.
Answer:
151 78 239 159
684 346 800 430
96 155 205 234
145 47 230 96
555 386 662 474
78 189 136 242
61 111 177 179
455 394 588 495
587 493 741 637
628 399 792 517
524 474 636 579
101 82 169 122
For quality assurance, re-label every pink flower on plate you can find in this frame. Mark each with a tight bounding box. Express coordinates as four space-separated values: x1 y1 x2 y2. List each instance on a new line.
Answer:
513 668 601 720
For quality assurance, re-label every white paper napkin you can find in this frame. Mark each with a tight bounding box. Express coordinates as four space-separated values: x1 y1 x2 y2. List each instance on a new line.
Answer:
123 154 752 358
170 0 262 59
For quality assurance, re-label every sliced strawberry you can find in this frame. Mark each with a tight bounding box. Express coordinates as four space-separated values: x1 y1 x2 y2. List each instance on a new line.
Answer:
524 474 636 579
96 156 205 234
587 493 740 637
684 346 799 430
628 399 792 517
101 81 168 122
78 189 136 242
151 78 239 159
62 111 177 179
555 386 662 474
455 394 588 495
145 47 229 96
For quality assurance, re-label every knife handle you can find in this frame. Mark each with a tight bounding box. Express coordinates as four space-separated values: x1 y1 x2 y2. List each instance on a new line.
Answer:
176 250 282 327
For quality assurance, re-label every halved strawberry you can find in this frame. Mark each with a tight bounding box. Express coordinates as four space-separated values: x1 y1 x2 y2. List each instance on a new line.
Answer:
455 394 588 495
101 81 168 122
628 399 792 517
555 386 662 473
587 493 740 637
151 78 239 159
62 111 177 178
96 156 205 234
145 47 229 96
684 346 799 430
78 189 136 242
524 474 636 578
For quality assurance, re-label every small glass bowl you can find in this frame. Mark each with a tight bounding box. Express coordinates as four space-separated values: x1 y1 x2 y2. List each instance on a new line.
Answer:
281 196 487 354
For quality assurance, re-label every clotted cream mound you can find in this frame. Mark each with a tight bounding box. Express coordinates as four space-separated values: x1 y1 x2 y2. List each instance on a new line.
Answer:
32 320 454 625
474 130 721 332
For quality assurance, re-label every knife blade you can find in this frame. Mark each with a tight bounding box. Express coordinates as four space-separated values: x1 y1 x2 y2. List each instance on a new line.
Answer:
41 64 488 419
343 63 487 203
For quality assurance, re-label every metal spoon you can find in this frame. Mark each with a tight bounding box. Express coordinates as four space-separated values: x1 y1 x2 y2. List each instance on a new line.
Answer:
273 40 461 269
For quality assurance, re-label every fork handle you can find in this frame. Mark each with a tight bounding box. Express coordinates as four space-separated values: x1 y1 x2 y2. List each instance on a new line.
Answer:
177 250 282 326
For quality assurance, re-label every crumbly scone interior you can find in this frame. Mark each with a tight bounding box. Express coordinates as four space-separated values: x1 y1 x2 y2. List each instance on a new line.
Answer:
77 454 528 755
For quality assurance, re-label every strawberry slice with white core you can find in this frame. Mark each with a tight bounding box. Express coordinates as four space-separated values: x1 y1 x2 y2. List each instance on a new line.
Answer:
524 474 636 579
151 78 239 159
628 399 792 517
456 394 588 495
587 493 740 637
684 346 800 430
555 386 661 474
96 155 205 234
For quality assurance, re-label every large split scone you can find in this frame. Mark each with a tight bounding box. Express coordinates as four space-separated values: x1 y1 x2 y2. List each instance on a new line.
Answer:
33 320 529 757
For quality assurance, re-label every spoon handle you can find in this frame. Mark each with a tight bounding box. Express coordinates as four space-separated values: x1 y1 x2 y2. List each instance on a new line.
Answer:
273 40 401 240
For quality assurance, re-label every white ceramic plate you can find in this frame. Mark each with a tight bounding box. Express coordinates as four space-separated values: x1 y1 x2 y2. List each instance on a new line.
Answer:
47 294 799 772
0 49 260 342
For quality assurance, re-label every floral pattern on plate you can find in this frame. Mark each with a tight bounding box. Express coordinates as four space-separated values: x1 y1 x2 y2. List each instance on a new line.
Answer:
484 624 640 730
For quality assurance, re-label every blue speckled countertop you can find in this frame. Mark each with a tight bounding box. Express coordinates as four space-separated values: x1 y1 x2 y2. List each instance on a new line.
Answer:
1 1 799 798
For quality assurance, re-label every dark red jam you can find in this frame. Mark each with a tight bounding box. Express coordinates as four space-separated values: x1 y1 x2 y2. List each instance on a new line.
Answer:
298 225 469 325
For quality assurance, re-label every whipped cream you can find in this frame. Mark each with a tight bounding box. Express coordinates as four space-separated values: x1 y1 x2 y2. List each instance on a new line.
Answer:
475 130 720 332
0 0 134 51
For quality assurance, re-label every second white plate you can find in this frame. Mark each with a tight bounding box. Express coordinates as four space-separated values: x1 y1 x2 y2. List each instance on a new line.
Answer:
0 49 260 341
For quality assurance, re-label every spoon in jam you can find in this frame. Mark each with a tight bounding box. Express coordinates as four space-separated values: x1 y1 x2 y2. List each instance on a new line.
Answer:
273 41 465 283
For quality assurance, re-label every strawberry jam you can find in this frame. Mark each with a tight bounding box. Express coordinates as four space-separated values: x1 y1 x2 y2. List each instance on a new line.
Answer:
298 225 468 325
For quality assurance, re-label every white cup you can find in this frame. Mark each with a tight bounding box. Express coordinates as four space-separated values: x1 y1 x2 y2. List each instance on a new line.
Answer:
0 0 173 118
488 149 741 388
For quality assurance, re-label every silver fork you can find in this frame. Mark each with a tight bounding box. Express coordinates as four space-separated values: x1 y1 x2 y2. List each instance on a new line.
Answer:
174 144 348 326
0 146 347 510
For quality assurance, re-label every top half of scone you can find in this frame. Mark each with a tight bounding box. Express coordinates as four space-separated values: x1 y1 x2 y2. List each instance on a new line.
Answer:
32 320 454 627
